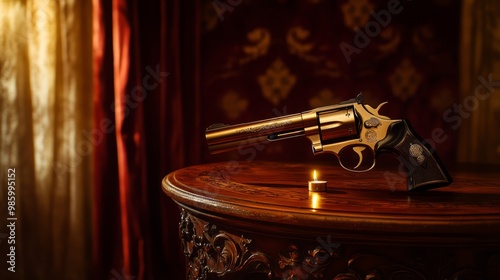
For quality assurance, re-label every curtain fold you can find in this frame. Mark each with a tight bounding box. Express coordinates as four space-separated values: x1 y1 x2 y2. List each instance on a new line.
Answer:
458 0 500 164
0 0 92 278
93 0 202 279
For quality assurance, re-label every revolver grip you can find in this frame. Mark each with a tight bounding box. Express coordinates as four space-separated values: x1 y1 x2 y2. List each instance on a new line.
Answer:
376 120 453 191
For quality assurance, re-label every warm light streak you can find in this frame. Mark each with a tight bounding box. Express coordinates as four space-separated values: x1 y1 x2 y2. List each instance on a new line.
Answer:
311 192 320 210
313 170 318 181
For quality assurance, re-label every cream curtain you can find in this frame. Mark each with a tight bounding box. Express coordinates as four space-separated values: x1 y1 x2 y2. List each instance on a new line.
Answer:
0 0 92 278
459 0 500 164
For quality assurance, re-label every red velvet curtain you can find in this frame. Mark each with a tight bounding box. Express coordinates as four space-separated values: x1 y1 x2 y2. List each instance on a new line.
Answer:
92 0 201 279
91 0 460 279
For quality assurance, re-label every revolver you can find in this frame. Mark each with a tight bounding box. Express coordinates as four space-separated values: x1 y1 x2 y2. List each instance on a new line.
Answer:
205 94 452 191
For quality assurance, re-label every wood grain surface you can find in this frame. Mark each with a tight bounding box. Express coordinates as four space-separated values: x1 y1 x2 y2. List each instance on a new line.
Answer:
163 161 500 245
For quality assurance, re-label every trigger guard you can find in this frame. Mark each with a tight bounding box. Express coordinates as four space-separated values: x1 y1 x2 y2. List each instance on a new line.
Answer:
338 145 376 172
339 159 376 173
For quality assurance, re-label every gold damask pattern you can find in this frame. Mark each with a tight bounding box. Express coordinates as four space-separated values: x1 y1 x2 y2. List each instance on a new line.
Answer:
221 90 248 119
258 58 297 105
241 28 270 64
377 27 401 54
341 0 375 30
287 26 316 62
286 26 340 77
388 58 422 102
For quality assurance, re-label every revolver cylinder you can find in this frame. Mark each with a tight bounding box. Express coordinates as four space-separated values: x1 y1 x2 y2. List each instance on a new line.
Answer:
317 107 359 143
301 106 360 153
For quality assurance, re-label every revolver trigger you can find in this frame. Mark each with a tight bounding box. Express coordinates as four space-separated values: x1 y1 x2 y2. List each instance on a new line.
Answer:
352 146 366 169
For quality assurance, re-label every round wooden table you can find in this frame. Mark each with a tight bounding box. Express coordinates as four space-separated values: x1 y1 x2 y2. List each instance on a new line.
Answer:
162 161 500 280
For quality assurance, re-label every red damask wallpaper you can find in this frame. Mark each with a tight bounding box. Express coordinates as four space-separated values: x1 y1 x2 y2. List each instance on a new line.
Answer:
201 0 460 166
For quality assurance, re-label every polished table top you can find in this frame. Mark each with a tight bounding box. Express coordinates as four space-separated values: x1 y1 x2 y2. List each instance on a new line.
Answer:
163 161 500 245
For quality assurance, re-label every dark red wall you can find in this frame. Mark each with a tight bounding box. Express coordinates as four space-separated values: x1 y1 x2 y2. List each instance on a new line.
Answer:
201 0 460 167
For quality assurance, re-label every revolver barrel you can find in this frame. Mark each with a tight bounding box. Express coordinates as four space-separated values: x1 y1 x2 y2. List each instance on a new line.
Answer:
206 105 360 154
206 113 305 154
